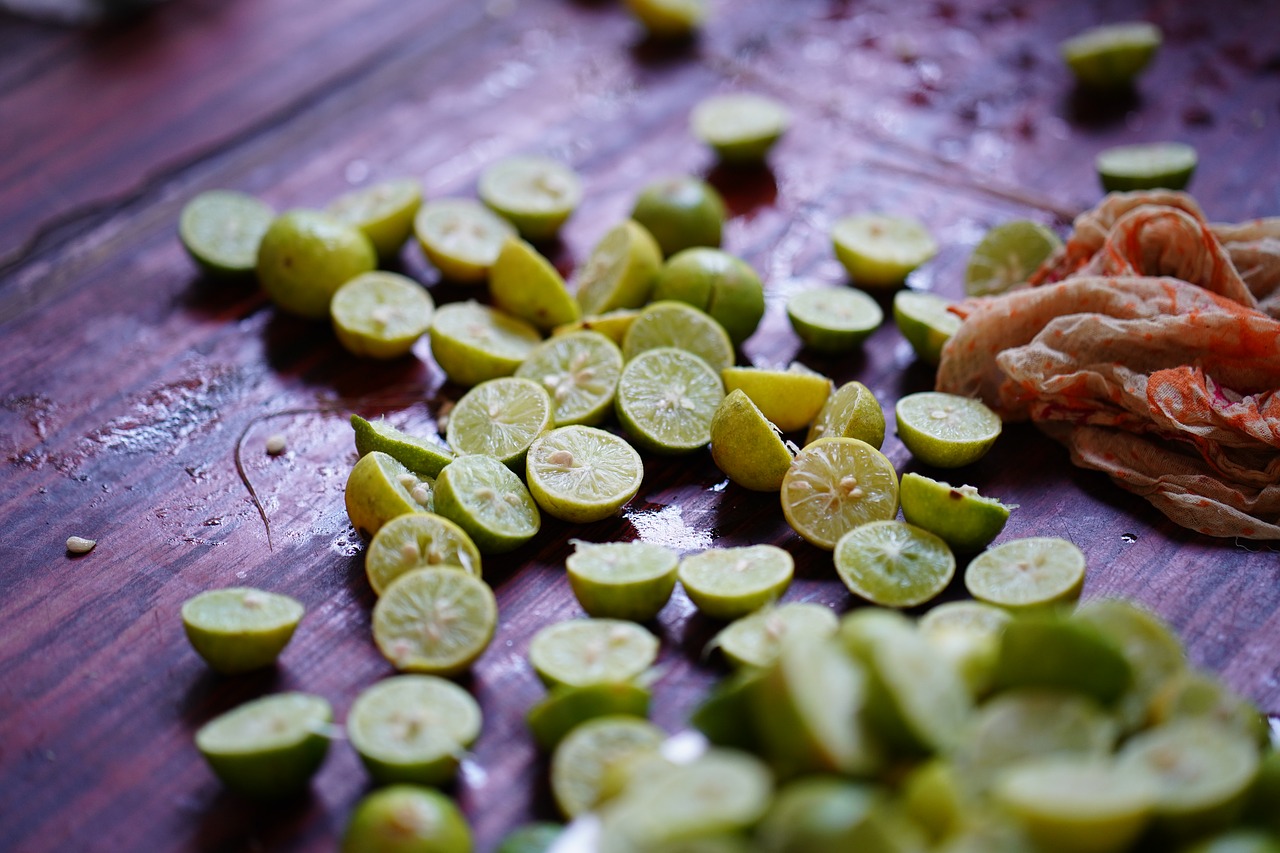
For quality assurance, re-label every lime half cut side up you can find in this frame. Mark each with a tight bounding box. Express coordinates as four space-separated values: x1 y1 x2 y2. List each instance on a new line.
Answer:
709 601 838 669
831 214 937 288
414 197 516 282
478 155 582 241
965 536 1086 609
780 437 900 550
525 425 644 523
195 692 332 799
787 286 884 353
895 391 1002 468
677 544 795 620
428 300 542 388
964 221 1062 297
432 454 541 554
528 618 660 688
893 290 962 366
615 346 725 454
371 567 498 676
690 92 789 164
179 189 274 277
516 330 624 427
565 540 679 622
181 587 305 675
326 177 423 260
331 271 434 359
834 520 956 609
550 715 665 819
364 511 482 596
1061 21 1162 90
1096 142 1198 192
622 299 735 374
445 376 554 469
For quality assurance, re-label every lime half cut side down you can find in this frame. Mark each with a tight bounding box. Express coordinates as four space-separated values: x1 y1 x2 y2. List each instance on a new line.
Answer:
326 177 423 260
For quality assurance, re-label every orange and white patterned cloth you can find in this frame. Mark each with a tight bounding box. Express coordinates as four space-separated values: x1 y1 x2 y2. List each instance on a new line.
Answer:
938 191 1280 539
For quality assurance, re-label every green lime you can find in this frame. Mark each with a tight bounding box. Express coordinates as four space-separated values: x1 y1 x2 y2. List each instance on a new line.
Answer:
414 197 516 283
834 520 956 609
780 437 899 550
721 364 831 433
708 389 794 492
623 0 707 38
195 692 331 799
805 380 886 449
178 189 274 277
708 601 838 669
496 823 564 853
993 611 1132 705
919 599 1011 636
652 248 764 345
365 512 482 596
1061 21 1162 90
181 588 304 675
346 674 482 786
351 414 455 480
331 271 435 359
445 376 553 469
678 544 794 620
564 540 679 622
478 155 582 241
372 567 498 675
428 300 542 388
345 450 435 538
786 286 884 353
690 92 789 164
756 777 901 853
965 536 1085 608
615 346 725 454
918 599 1011 697
901 759 969 843
622 300 735 373
1186 830 1280 853
326 178 423 260
525 425 644 523
526 681 652 751
964 221 1062 297
516 331 623 427
1096 141 1198 192
551 715 665 819
690 667 766 752
341 785 472 853
432 454 540 554
574 220 664 316
529 618 659 688
1149 669 1268 744
899 472 1012 553
256 209 377 318
630 176 725 257
832 214 937 288
893 290 962 366
489 237 582 332
895 391 1002 468
555 309 641 345
1245 751 1280 834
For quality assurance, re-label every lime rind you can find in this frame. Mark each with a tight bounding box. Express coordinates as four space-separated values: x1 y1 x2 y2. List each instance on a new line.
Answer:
350 414 455 479
899 472 1012 552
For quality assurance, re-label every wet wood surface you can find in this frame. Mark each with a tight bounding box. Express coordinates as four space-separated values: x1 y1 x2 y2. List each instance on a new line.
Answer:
1 0 1278 850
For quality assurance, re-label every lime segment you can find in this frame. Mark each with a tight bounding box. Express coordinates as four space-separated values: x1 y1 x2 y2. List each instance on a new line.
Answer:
565 540 679 622
965 536 1085 608
445 376 553 469
179 189 274 277
709 389 794 492
331 271 434 359
899 472 1012 553
528 618 659 688
364 512 482 596
834 520 956 609
432 454 540 554
489 237 582 331
787 286 884 353
478 155 582 240
615 346 725 454
832 214 937 288
525 425 644 523
691 92 789 163
326 177 423 260
574 220 664 316
678 544 794 620
780 437 900 550
895 391 1002 468
351 414 455 479
181 587 304 675
720 364 832 433
964 220 1062 297
372 567 498 676
805 380 886 449
428 300 542 388
195 692 332 799
709 601 838 669
414 197 516 282
1096 141 1197 192
516 330 623 427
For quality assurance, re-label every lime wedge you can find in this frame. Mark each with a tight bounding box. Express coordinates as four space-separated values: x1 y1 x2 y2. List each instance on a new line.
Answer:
965 536 1086 608
371 567 498 675
708 601 838 669
490 237 582 331
787 286 884 353
256 210 377 319
678 544 794 620
691 92 789 164
344 450 435 538
179 189 274 277
346 674 481 785
364 511 482 596
832 213 937 288
529 618 659 688
899 472 1012 553
525 425 644 523
652 248 765 345
516 330 623 426
414 197 516 282
780 437 899 550
1061 21 1162 90
341 786 472 853
622 300 735 373
551 715 665 818
564 540 679 622
574 220 664 316
805 380 886 449
895 391 1002 468
757 777 902 853
445 376 553 470
526 681 652 751
195 692 331 799
1149 669 1268 744
1096 141 1197 192
350 414 455 479
432 454 540 554
181 588 304 675
708 389 795 492
893 290 962 366
993 612 1132 706
615 346 725 454
331 271 434 359
478 155 582 241
964 221 1062 297
326 177 423 260
834 520 956 609
428 300 542 388
554 309 641 346
721 364 832 433
630 176 725 257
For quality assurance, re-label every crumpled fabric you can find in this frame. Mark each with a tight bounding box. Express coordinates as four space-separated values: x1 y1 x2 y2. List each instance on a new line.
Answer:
939 192 1280 539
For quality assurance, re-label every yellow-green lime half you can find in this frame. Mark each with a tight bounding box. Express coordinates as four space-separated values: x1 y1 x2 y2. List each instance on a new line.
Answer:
691 92 789 164
326 177 423 260
708 601 838 669
895 391 1002 468
834 520 956 609
256 209 376 319
331 271 434 359
525 425 644 523
414 197 516 282
428 300 542 388
195 692 331 799
372 567 498 675
616 346 725 454
965 536 1086 608
344 450 435 538
805 380 885 449
1096 141 1197 192
1061 21 1162 90
899 471 1012 552
432 454 540 554
786 286 883 353
622 299 735 373
709 389 794 492
550 715 665 819
478 155 582 241
179 189 274 277
565 540 679 622
341 786 472 853
364 511 482 596
181 587 304 675
780 437 899 550
721 364 832 433
574 220 664 316
350 414 455 479
832 214 937 288
678 544 794 620
489 237 581 332
893 290 962 365
515 330 623 427
965 220 1062 297
528 618 659 688
445 376 554 469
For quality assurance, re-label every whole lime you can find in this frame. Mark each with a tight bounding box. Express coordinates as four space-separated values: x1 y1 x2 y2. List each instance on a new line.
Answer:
341 785 472 853
651 247 763 344
630 176 725 257
256 209 377 319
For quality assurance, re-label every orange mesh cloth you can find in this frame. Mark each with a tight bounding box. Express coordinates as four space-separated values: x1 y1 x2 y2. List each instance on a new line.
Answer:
939 193 1280 539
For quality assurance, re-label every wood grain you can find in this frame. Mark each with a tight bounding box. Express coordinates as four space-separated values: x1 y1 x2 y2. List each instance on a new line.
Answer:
1 0 1277 850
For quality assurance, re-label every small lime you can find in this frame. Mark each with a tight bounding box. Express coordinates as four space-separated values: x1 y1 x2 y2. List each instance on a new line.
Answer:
526 681 652 751
432 454 540 554
551 715 665 819
721 364 831 433
365 512 482 596
326 177 423 260
564 540 679 622
630 176 725 257
331 271 434 359
351 414 455 480
345 450 435 538
525 425 644 523
489 237 581 332
893 290 963 365
1061 21 1162 90
895 391 1002 468
708 389 794 492
805 380 885 449
256 209 377 318
478 155 582 241
528 618 659 688
341 785 472 853
622 300 735 373
574 220 664 316
708 601 838 669
1096 141 1197 192
834 520 956 609
372 567 498 676
678 544 794 620
964 221 1062 297
178 189 273 277
181 587 305 675
780 437 899 550
615 346 725 454
515 331 624 427
690 93 789 163
428 300 542 388
787 286 883 353
195 692 331 799
445 376 553 470
652 247 765 345
832 214 936 288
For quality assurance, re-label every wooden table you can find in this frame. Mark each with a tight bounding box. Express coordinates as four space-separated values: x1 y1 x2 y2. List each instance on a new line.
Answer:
1 1 1277 850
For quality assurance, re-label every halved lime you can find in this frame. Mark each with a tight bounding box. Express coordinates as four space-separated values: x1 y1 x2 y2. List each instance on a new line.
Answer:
331 271 434 359
786 286 884 353
489 237 581 332
993 612 1132 706
623 0 707 38
564 540 679 621
1061 21 1161 90
896 391 1002 468
1096 141 1197 192
428 300 542 388
529 618 659 688
525 425 644 523
691 92 789 164
346 674 481 785
900 472 1012 553
708 601 838 669
445 376 553 469
575 220 664 316
721 364 831 433
919 599 1011 635
326 177 423 260
365 512 482 596
1185 830 1280 853
371 567 498 675
551 715 665 819
432 454 540 554
708 389 794 492
345 450 435 538
554 309 641 346
678 544 794 620
805 380 885 449
780 437 899 550
1149 669 1268 744
478 155 582 241
350 414 455 479
179 189 274 277
964 221 1062 297
901 759 968 843
341 785 472 853
526 681 652 751
965 536 1085 608
918 599 1011 697
630 176 725 257
615 346 725 454
832 214 937 288
834 520 956 609
195 692 331 799
516 330 623 426
652 248 765 345
414 197 516 282
256 209 377 318
622 300 735 373
756 777 900 853
182 588 304 675
690 668 765 752
893 290 962 366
